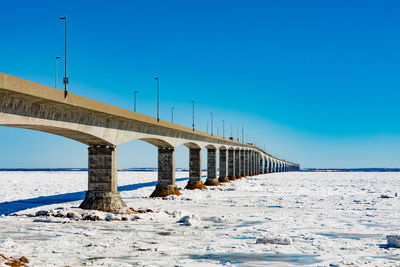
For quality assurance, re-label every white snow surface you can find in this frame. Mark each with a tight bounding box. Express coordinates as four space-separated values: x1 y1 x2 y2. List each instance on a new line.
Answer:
0 171 399 266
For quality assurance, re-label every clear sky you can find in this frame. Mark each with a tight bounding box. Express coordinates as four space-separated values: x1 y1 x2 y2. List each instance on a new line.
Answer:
0 0 399 169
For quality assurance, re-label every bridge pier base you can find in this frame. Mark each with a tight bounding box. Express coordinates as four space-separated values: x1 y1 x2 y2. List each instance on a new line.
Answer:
218 149 230 183
185 148 207 190
245 150 249 176
80 145 126 212
151 148 181 197
205 148 220 186
235 149 242 178
228 149 236 180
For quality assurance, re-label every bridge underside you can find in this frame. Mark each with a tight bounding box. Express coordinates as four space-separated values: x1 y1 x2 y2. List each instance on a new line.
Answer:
3 124 112 146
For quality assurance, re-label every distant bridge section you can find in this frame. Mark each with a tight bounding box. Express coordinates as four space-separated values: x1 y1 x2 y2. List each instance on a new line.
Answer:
0 73 300 211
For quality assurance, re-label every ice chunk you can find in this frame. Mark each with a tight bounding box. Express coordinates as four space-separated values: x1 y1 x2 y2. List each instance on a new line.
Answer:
178 215 201 226
256 236 292 245
35 210 48 216
380 194 395 199
387 235 400 248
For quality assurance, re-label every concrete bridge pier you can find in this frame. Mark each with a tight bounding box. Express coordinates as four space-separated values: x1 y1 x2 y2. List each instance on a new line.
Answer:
228 149 236 180
253 152 257 175
205 148 220 186
80 145 127 212
240 150 245 178
244 150 249 176
243 150 247 176
268 159 271 173
253 152 256 175
249 151 253 176
235 149 242 178
151 147 181 197
252 151 256 176
263 158 268 174
185 148 207 190
218 148 230 183
260 155 264 174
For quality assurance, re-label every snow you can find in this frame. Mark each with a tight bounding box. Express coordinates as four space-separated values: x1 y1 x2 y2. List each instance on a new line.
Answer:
0 171 399 266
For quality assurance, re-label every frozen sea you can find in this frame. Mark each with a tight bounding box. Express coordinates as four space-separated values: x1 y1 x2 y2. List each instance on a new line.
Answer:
0 171 399 266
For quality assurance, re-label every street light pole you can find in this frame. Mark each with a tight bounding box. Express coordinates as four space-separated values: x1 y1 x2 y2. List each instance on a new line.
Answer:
210 112 213 136
134 90 138 112
222 120 225 139
171 107 174 123
191 100 195 131
155 76 159 121
55 56 61 89
59 16 68 97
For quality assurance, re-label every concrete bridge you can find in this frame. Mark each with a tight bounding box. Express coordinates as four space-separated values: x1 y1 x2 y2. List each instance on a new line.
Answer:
0 73 300 211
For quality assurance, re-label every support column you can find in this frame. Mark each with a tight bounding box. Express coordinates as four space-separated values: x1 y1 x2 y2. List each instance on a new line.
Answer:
244 150 248 176
240 150 245 178
254 152 257 175
265 158 269 173
235 149 241 178
249 151 253 176
252 151 256 175
205 148 220 186
185 148 207 189
228 149 236 180
151 147 181 197
256 153 260 175
260 155 264 174
218 148 229 182
80 145 126 212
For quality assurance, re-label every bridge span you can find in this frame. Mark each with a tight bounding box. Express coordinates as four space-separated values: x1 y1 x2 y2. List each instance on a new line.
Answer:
0 73 300 211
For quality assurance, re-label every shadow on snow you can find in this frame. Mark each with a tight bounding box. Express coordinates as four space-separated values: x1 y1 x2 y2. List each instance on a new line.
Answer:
0 177 190 215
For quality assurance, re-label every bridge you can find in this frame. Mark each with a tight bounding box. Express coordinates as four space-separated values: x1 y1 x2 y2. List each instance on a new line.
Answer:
0 72 300 212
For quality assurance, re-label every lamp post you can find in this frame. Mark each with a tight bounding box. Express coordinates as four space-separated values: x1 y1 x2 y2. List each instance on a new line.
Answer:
210 112 213 136
55 56 61 89
134 90 138 112
59 16 68 96
222 120 225 139
171 107 174 123
191 100 195 131
155 76 159 121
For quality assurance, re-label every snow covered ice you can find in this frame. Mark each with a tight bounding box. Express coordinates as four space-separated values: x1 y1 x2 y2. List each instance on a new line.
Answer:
0 171 399 266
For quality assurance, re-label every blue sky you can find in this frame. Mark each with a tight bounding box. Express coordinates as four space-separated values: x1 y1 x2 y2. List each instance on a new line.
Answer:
0 0 399 169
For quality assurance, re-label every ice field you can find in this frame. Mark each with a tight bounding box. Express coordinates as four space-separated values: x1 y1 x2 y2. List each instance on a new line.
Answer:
0 171 399 266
